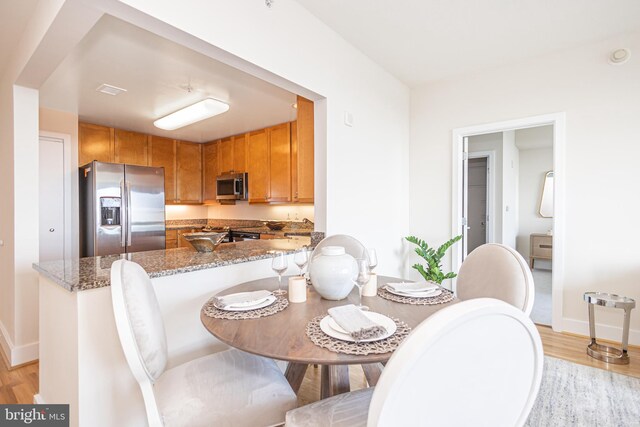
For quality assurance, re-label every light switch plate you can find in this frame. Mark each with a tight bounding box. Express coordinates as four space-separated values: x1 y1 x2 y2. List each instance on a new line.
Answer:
344 111 354 127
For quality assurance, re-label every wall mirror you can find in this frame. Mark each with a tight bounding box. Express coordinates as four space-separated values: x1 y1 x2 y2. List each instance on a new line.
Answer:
539 171 554 218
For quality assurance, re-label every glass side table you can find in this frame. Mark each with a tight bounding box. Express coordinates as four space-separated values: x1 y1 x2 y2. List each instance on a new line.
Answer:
583 292 636 364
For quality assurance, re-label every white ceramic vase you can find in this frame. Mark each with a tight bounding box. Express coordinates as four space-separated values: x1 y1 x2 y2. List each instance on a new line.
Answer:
309 246 357 300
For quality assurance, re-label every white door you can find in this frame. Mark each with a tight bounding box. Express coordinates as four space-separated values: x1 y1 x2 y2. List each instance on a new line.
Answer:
39 137 64 262
467 157 488 254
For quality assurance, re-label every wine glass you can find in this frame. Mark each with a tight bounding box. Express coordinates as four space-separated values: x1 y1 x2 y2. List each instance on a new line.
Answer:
367 248 378 272
271 251 288 296
353 258 371 310
294 248 309 276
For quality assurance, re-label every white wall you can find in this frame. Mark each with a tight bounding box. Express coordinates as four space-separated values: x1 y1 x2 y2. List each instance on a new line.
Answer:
468 132 503 243
410 31 640 343
502 130 519 249
516 147 553 261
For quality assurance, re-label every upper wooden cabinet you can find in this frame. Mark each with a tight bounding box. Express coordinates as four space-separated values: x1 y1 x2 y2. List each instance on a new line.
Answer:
176 141 202 204
247 129 270 203
114 129 149 166
292 96 314 203
233 134 247 173
218 137 234 174
78 123 114 166
269 123 292 202
247 123 291 203
202 141 218 204
217 134 247 174
148 136 176 203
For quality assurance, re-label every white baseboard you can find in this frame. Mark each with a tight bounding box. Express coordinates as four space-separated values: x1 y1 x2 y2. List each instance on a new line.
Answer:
0 320 39 366
562 317 639 347
34 394 45 404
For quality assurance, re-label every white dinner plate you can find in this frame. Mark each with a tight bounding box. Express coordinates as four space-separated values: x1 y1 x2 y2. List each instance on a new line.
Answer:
320 311 396 343
384 286 442 298
215 295 277 311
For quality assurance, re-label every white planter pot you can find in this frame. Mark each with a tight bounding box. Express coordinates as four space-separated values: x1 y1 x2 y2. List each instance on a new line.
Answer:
309 246 357 300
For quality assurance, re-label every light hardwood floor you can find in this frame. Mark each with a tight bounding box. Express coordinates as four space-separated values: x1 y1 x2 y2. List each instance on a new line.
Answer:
1 325 638 405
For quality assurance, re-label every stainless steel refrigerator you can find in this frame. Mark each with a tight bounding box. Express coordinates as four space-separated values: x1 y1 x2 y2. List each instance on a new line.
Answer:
80 161 166 257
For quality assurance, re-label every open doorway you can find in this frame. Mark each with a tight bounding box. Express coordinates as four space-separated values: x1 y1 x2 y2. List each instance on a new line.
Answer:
452 113 565 331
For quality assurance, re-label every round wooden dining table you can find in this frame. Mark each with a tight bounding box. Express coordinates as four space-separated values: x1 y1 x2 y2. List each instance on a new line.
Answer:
200 275 458 398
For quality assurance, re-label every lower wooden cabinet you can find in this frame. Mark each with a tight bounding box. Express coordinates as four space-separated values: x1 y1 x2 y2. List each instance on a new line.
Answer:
166 229 178 249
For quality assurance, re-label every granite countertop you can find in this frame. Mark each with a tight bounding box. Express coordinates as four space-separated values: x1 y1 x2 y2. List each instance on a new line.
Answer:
33 239 311 293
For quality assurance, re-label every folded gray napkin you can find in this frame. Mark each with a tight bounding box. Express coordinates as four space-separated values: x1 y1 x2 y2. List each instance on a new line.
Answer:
386 281 439 293
214 290 273 309
327 304 387 341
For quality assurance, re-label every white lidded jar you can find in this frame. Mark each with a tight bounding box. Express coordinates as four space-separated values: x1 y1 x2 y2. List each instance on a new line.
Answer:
309 246 357 300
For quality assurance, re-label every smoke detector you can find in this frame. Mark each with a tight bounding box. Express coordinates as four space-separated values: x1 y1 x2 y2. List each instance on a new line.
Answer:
609 48 631 65
96 83 127 96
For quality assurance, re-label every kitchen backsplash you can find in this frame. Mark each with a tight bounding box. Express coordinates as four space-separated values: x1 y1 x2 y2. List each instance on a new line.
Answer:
165 203 315 222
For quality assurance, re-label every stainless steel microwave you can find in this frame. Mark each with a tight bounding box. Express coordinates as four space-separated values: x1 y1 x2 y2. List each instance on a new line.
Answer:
216 172 248 200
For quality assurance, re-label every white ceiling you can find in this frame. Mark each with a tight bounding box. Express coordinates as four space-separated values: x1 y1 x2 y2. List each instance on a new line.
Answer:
39 15 297 143
295 0 640 87
0 0 39 75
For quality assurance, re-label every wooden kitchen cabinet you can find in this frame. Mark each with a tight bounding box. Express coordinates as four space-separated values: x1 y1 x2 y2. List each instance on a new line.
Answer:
247 129 270 203
247 123 291 203
269 122 292 202
78 122 114 166
292 96 314 203
176 141 202 203
202 141 218 204
114 129 149 166
149 136 176 203
218 137 234 174
166 229 178 249
217 134 247 175
233 134 247 173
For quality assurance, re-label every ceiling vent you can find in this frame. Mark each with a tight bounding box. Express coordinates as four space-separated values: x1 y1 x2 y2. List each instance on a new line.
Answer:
96 84 127 96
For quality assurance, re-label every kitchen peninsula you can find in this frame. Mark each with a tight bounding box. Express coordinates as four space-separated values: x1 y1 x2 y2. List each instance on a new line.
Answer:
33 237 316 427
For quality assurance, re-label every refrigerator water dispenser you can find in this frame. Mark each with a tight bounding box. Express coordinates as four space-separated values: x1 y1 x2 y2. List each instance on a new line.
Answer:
100 197 121 226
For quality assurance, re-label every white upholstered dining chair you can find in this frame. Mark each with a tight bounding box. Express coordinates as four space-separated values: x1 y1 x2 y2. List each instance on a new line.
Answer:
285 298 544 427
110 259 297 427
456 243 535 315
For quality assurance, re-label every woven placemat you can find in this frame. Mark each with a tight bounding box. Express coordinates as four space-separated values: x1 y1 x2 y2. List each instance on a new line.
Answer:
305 315 411 355
377 287 455 305
202 295 288 320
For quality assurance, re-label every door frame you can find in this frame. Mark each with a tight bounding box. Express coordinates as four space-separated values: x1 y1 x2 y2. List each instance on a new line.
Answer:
39 131 73 261
467 150 496 249
451 112 566 332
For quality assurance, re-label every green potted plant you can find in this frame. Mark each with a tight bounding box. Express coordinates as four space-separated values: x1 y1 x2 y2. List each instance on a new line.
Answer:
405 235 462 284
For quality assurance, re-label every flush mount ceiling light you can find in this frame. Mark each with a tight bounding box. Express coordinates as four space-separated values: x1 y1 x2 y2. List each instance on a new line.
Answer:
96 83 127 96
609 48 631 65
154 98 230 130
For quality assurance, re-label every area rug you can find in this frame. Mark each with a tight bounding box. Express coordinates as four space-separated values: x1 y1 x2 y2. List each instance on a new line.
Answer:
526 356 640 426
